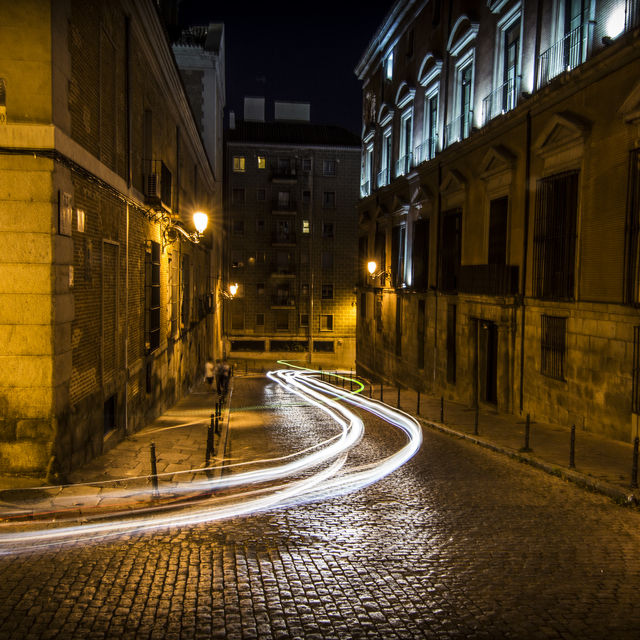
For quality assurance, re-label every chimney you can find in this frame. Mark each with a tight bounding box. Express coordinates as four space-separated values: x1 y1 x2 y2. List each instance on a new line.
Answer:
244 96 265 122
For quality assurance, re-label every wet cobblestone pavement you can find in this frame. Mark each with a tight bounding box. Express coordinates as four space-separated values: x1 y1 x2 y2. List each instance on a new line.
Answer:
1 376 640 638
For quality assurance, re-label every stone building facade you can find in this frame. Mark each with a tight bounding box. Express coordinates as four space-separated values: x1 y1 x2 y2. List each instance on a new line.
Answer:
224 100 361 369
356 0 640 441
0 0 223 476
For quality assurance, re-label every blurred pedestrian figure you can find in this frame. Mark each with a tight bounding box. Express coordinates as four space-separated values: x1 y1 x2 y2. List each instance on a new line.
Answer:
204 357 215 392
214 359 224 396
221 359 231 395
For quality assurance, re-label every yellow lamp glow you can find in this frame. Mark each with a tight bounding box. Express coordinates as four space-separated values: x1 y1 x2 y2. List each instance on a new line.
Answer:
229 283 239 297
367 261 377 275
193 211 208 234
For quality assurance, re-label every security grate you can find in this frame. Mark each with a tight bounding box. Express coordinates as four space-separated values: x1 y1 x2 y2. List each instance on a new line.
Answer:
533 171 578 300
633 326 640 414
541 315 566 380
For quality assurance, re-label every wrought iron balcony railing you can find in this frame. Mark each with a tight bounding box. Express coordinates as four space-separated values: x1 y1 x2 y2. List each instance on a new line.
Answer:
394 153 413 178
376 166 390 188
444 111 473 148
481 76 520 126
414 136 438 165
537 23 586 89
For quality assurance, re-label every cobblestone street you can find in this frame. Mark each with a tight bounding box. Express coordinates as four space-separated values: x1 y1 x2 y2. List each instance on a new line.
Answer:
1 376 640 638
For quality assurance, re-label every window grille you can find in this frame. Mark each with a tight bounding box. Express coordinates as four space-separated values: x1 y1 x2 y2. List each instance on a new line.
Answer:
533 171 578 299
625 149 640 304
145 241 160 352
633 326 640 414
541 315 566 380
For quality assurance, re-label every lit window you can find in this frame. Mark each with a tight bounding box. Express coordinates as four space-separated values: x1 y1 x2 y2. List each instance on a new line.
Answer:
385 51 394 80
302 220 310 234
233 156 245 172
257 156 266 169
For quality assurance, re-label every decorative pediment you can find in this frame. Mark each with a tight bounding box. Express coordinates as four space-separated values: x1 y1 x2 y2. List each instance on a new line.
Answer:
411 183 434 204
378 103 394 127
391 193 410 215
479 145 516 180
418 53 443 88
440 169 467 194
447 16 479 56
374 203 390 219
362 125 375 144
534 112 591 159
487 0 510 14
620 81 640 125
396 83 416 109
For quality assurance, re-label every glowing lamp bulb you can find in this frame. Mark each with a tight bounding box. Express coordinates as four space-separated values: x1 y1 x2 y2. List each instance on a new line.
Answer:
606 6 626 38
367 261 377 275
193 211 208 234
229 283 238 297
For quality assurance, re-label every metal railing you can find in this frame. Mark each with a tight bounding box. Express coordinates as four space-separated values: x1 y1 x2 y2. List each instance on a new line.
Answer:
271 296 296 307
271 197 297 212
360 180 371 197
394 153 413 178
414 136 438 165
537 23 585 89
481 76 520 126
376 167 390 188
272 232 296 245
444 111 473 148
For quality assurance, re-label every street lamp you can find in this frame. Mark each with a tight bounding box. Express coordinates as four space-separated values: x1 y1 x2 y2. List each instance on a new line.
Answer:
193 211 208 235
367 260 389 283
161 210 209 245
229 283 238 297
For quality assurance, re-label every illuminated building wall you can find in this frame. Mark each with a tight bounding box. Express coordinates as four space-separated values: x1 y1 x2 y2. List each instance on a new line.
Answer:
356 0 640 441
0 0 223 475
224 105 360 368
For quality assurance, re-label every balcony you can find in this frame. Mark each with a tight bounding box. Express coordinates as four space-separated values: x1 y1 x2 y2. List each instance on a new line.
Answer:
444 111 473 148
271 296 296 308
272 232 296 246
394 153 413 178
414 136 437 165
270 263 297 277
360 179 371 198
271 197 297 214
270 166 298 183
144 159 172 210
537 23 586 89
481 77 520 126
376 166 390 188
458 264 519 297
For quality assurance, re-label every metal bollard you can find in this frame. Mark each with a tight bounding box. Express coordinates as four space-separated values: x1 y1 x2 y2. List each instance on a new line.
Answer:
632 436 639 489
350 371 353 392
416 390 420 416
397 387 401 409
440 396 444 423
150 442 159 497
474 406 479 436
206 416 214 464
320 367 323 382
380 383 384 403
245 361 248 374
523 413 532 451
569 424 576 468
215 415 220 435
369 384 373 398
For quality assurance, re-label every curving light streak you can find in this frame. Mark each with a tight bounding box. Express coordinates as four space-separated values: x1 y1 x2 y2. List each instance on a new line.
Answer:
0 367 422 554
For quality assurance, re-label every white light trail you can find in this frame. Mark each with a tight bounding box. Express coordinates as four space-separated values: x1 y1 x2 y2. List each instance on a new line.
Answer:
0 368 422 554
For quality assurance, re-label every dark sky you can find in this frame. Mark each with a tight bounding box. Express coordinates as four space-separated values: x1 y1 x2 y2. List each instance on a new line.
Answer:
178 1 394 134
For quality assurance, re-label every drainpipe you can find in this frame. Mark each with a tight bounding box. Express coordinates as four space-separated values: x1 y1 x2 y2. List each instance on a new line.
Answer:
519 110 532 414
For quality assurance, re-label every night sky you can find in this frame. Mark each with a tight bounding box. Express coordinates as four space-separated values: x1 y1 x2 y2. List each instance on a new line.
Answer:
178 1 394 134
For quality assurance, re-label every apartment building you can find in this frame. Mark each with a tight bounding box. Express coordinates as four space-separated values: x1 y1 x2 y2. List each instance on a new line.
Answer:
224 99 360 369
0 0 223 475
356 0 640 441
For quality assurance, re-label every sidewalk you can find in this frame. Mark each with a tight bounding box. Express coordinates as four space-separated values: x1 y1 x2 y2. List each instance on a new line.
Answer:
0 370 638 518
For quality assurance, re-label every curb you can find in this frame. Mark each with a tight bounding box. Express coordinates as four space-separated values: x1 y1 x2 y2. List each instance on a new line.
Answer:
418 417 639 507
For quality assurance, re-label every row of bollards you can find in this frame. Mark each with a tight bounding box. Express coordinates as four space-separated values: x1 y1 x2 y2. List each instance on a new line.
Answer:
318 372 640 492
